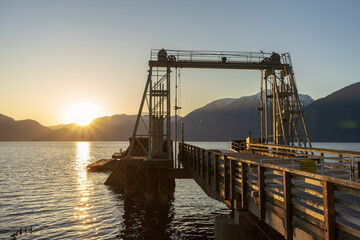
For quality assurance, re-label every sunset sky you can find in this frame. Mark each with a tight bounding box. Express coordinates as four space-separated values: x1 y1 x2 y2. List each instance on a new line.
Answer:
1 0 359 126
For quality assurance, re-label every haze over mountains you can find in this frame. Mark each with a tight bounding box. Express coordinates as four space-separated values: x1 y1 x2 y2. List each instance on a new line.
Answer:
1 82 360 142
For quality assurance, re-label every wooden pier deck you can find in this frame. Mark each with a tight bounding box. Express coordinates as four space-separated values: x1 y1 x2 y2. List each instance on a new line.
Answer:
179 142 360 240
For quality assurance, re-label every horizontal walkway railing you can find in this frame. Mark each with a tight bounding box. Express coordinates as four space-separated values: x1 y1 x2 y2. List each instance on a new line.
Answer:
179 142 360 240
232 141 360 182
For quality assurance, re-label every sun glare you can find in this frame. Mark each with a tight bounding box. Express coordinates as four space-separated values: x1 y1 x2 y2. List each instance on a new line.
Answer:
67 102 101 126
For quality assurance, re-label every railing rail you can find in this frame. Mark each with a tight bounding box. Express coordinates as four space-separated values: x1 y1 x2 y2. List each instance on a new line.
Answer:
249 142 360 158
231 141 360 182
179 142 360 240
260 157 355 181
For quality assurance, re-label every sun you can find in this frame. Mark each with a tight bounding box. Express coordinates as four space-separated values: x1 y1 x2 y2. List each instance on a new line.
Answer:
67 102 101 126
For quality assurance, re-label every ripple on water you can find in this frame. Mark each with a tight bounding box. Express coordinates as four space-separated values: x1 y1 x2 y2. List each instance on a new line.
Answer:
0 142 231 239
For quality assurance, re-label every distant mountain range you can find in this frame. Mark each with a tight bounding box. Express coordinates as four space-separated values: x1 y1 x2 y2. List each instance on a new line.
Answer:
0 114 137 141
304 82 360 142
38 114 142 141
181 92 314 141
1 82 360 142
0 114 52 141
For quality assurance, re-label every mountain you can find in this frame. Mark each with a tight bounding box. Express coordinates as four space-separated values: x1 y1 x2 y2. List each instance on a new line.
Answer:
1 83 359 142
304 82 360 142
38 114 141 141
0 114 52 141
0 114 15 122
197 92 313 112
181 92 314 141
48 123 77 131
182 84 360 142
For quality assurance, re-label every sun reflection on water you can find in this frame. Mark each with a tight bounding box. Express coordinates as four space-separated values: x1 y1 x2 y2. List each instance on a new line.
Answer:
74 142 92 229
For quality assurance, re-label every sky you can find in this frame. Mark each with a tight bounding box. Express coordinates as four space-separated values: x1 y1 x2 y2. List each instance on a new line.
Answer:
0 0 359 126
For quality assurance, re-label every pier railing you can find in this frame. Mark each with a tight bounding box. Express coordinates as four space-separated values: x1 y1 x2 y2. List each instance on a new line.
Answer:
232 141 360 181
179 142 360 240
150 49 276 64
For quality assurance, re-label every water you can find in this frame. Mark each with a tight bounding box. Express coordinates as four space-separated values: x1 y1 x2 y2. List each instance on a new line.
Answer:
1 142 359 239
0 142 230 240
310 142 360 152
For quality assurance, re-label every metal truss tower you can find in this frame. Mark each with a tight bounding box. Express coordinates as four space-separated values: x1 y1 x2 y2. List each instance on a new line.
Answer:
128 50 172 160
260 53 311 147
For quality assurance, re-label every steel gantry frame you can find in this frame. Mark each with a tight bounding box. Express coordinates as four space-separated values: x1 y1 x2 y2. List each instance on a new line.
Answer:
261 53 311 146
128 63 172 160
128 49 312 162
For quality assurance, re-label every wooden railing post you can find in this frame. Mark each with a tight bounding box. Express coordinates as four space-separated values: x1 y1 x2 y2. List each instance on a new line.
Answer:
192 146 195 171
214 154 219 192
195 147 198 173
178 143 181 165
193 147 196 172
197 148 201 175
186 145 189 166
323 181 335 240
207 152 211 185
224 156 229 200
258 166 265 221
194 147 197 172
230 159 234 204
283 171 293 240
186 145 188 166
241 163 248 209
188 145 191 169
202 149 206 180
183 144 186 166
350 157 355 181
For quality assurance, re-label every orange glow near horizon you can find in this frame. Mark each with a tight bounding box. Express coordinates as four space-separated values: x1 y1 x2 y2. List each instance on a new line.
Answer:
66 102 102 126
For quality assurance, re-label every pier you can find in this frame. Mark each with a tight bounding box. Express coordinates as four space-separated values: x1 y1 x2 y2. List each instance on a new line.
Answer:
105 49 360 239
179 141 360 239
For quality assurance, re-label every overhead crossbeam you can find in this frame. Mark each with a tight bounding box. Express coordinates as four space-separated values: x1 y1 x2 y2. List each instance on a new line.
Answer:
149 60 289 70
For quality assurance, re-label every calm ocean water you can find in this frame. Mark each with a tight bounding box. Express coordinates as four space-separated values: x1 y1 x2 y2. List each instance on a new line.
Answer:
0 141 230 240
0 141 359 239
